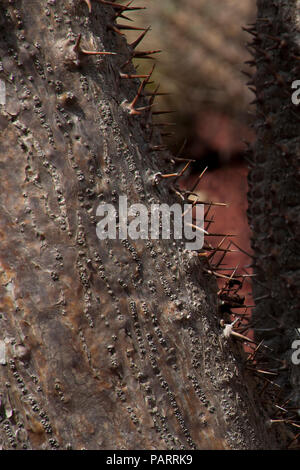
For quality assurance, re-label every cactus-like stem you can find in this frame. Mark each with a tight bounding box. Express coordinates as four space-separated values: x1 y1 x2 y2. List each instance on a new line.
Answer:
247 0 300 414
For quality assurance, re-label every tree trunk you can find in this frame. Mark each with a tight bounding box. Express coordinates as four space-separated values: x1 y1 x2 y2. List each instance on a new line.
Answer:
247 0 300 412
0 0 293 450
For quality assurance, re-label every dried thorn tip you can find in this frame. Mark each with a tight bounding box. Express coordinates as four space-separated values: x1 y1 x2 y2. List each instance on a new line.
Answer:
74 34 116 56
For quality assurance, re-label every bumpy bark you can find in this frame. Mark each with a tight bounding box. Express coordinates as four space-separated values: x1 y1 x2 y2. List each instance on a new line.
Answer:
248 1 300 409
0 0 291 450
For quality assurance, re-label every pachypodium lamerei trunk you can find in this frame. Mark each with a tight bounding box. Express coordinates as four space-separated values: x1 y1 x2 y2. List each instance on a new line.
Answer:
0 0 296 450
247 0 300 411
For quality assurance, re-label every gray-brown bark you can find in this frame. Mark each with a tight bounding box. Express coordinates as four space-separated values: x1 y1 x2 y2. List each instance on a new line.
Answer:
0 0 291 450
247 0 300 412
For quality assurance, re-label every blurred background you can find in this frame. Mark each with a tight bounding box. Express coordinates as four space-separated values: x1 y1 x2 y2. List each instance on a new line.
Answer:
125 0 256 319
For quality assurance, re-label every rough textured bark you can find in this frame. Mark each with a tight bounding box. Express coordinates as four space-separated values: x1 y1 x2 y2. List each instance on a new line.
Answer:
247 0 300 411
0 0 294 450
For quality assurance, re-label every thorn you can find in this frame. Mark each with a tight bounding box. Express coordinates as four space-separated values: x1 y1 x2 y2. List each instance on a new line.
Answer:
82 0 92 13
244 60 256 67
205 213 215 232
206 247 237 262
108 24 125 36
171 187 185 201
172 156 194 163
185 223 209 235
185 193 228 207
252 369 278 376
221 319 256 344
74 34 116 56
157 172 178 179
212 242 232 269
159 161 191 180
254 294 270 302
147 84 161 108
205 269 226 279
121 101 152 116
113 7 140 20
190 166 208 192
248 86 257 96
274 404 289 414
205 233 237 237
260 376 282 391
121 64 155 115
256 17 271 23
160 131 175 137
241 70 252 79
204 203 213 219
207 247 235 254
288 433 300 449
133 49 162 59
242 26 258 37
130 27 151 50
116 13 133 22
182 194 208 219
152 110 176 115
174 161 192 181
149 145 168 151
121 47 161 69
116 24 147 31
229 264 239 281
176 138 188 158
207 236 230 261
96 0 146 12
198 252 210 258
120 72 151 79
146 92 171 98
